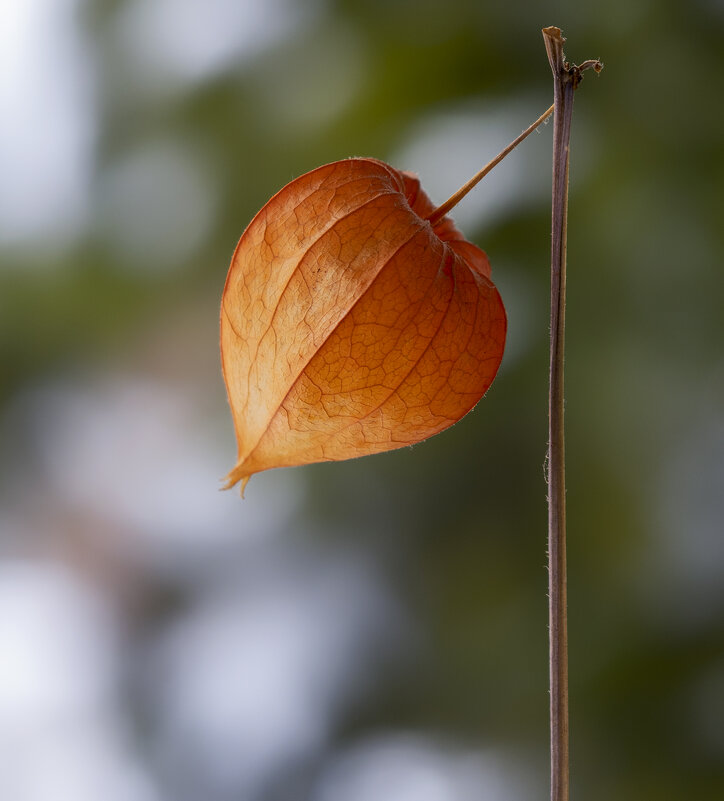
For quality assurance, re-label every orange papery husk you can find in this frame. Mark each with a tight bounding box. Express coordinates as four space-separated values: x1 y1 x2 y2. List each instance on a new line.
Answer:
220 157 506 490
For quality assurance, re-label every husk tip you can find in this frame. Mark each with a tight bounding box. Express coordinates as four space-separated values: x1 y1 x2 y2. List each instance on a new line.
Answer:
221 464 252 498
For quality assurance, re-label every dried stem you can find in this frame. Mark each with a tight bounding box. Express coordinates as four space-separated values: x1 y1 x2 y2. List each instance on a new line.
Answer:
542 25 602 801
426 103 554 227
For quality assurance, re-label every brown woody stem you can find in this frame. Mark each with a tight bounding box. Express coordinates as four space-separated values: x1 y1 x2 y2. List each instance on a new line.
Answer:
542 25 602 801
426 103 554 227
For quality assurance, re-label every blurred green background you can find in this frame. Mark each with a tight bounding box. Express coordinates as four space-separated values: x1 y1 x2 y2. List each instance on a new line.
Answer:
1 1 723 800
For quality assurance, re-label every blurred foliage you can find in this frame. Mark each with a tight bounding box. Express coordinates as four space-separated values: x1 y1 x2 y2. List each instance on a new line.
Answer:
1 1 724 800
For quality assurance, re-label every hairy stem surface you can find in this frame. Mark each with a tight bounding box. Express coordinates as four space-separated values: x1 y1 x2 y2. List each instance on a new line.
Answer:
542 25 602 801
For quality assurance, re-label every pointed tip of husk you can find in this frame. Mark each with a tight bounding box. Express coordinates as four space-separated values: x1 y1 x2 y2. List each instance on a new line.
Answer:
221 463 253 497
